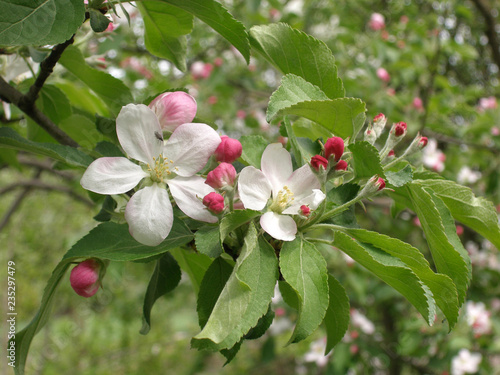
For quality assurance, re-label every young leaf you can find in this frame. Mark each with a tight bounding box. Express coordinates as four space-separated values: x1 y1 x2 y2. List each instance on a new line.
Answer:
407 183 471 309
239 135 268 168
345 228 460 328
333 231 437 325
280 237 329 344
219 209 261 243
250 23 344 99
192 224 278 351
0 127 93 168
348 141 385 180
63 219 194 262
324 274 350 354
163 0 250 63
170 248 212 294
385 165 413 187
418 179 500 249
59 46 133 116
195 226 223 258
140 253 182 335
0 0 85 46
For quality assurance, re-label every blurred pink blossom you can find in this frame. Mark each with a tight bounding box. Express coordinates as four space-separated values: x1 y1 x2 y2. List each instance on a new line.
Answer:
478 96 497 111
413 97 424 110
190 61 213 80
422 139 445 172
377 68 390 82
451 349 482 375
466 301 492 336
368 13 385 31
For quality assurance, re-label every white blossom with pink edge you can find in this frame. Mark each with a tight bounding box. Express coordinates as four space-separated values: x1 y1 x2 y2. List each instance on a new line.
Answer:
451 349 482 375
465 301 492 336
81 104 220 246
422 138 445 172
303 338 331 367
238 144 325 241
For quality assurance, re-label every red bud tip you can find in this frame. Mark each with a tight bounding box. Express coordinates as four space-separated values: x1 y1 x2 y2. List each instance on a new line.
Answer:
335 160 348 171
377 177 386 190
300 205 311 217
419 136 428 148
394 122 407 137
388 149 395 157
373 113 385 122
202 192 225 214
311 155 328 171
324 137 344 161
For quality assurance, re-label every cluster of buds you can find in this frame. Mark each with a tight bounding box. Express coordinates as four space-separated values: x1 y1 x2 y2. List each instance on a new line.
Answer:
310 136 349 181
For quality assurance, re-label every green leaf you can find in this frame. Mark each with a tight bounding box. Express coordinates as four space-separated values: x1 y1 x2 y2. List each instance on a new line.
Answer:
219 209 261 243
170 248 212 294
239 135 268 168
324 274 350 354
138 1 192 71
333 231 437 325
280 238 329 343
93 195 117 222
59 114 105 150
349 141 385 180
407 183 471 308
140 253 181 334
385 165 413 187
267 74 329 121
418 179 500 249
163 0 250 63
59 46 133 116
195 226 223 258
0 127 93 168
245 306 275 340
192 224 278 351
63 219 193 262
39 85 73 124
250 23 344 99
345 228 460 328
0 0 85 46
89 8 111 33
14 261 72 375
197 257 234 328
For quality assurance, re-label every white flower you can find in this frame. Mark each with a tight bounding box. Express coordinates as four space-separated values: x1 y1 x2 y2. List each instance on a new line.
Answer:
465 301 492 336
457 166 482 185
422 138 445 172
238 143 325 241
303 338 331 367
350 309 375 335
81 104 221 246
451 349 482 375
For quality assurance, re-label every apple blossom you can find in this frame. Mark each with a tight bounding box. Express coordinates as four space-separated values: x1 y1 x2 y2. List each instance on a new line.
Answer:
465 301 492 336
422 139 446 172
377 67 390 82
81 104 220 246
350 309 375 335
413 97 424 110
368 13 385 31
70 259 101 298
451 349 482 375
214 135 242 163
148 91 197 132
303 338 331 367
238 144 325 241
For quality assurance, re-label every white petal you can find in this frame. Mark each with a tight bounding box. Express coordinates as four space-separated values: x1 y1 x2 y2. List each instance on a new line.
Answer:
168 176 218 223
260 212 297 241
261 143 293 195
164 123 221 177
116 104 163 164
286 164 321 200
80 157 147 195
125 184 173 246
283 189 326 215
238 166 272 210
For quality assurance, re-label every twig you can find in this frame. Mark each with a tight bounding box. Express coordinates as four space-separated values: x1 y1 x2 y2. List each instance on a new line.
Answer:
17 155 75 180
423 129 500 154
470 0 500 70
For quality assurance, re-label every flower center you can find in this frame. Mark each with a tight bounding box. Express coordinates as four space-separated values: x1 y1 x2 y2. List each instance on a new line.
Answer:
146 154 178 183
269 185 294 213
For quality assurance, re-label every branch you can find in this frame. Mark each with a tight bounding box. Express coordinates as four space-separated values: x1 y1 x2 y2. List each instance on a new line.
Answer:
0 38 79 148
470 0 500 69
423 129 500 155
17 154 75 180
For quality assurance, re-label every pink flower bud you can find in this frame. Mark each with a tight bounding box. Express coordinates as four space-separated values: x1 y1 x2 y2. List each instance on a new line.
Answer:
208 95 218 105
413 97 423 110
324 137 344 161
373 113 386 123
335 160 348 171
214 136 242 163
205 162 236 189
388 149 395 157
376 177 386 190
300 205 311 217
419 136 428 148
377 68 390 83
393 121 407 137
311 155 328 171
236 110 246 119
70 259 101 298
368 13 385 31
149 91 197 132
456 225 464 236
203 192 225 214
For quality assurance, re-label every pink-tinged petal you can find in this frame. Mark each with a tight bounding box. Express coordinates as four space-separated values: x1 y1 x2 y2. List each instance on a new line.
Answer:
168 176 218 223
164 123 221 177
286 164 321 200
283 189 326 215
260 212 297 241
125 184 173 246
116 104 163 164
261 143 293 195
81 157 147 195
238 166 272 210
149 91 197 132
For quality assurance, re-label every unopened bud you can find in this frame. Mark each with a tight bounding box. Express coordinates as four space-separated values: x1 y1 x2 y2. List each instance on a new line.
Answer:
364 128 377 145
419 137 428 148
358 175 386 198
324 137 344 161
388 149 395 157
376 177 386 190
311 155 328 171
393 122 407 137
205 163 237 189
214 136 242 163
149 91 197 132
335 160 348 171
70 259 101 298
373 113 387 137
300 205 311 217
404 133 428 156
203 192 225 214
